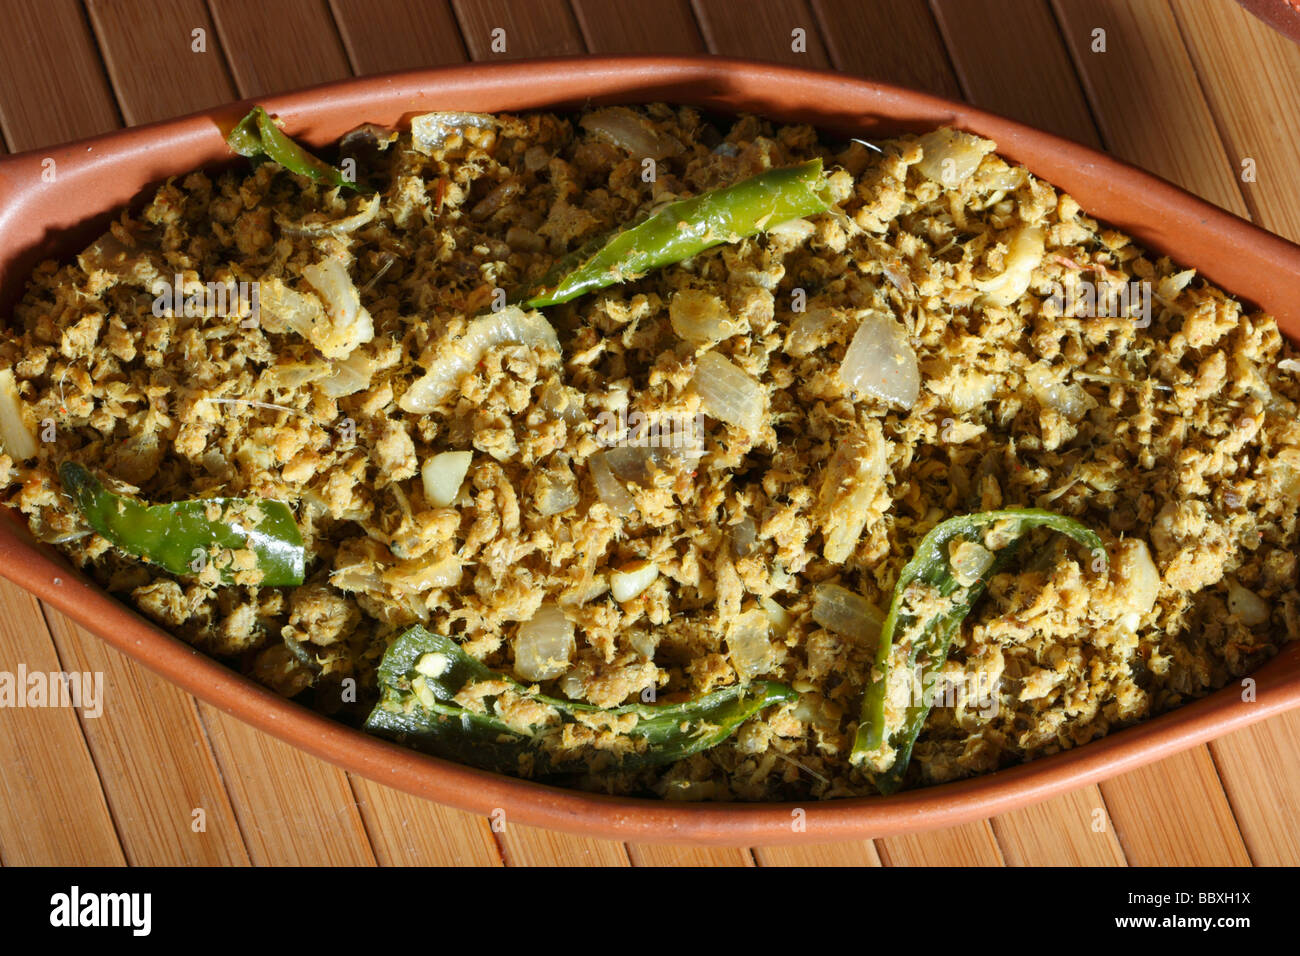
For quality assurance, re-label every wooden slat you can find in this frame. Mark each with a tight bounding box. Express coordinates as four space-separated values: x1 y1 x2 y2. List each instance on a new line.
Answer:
0 579 125 866
693 0 830 67
497 825 631 866
1209 719 1300 865
931 0 1102 146
1052 0 1244 212
573 0 706 53
0 0 120 149
197 702 376 865
349 776 503 865
627 844 754 866
877 820 1006 866
87 0 237 125
1169 0 1300 241
329 0 467 74
811 0 961 98
754 840 881 866
43 611 250 865
990 787 1127 866
208 0 352 97
1100 748 1251 865
450 0 585 59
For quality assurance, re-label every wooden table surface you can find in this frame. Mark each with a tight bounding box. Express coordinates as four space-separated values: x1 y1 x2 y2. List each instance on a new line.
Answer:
1 0 1298 867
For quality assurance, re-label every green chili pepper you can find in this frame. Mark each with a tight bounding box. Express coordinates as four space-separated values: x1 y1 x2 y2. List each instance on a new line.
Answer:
851 508 1104 794
226 106 360 192
516 159 834 308
59 462 305 586
365 624 796 775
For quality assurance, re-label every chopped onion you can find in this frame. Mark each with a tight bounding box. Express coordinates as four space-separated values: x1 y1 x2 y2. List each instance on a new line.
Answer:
604 445 674 486
1113 539 1160 632
611 559 659 603
534 464 579 516
727 608 776 680
812 582 884 645
730 516 758 557
948 539 994 587
766 217 816 246
1025 364 1091 422
691 351 765 436
839 310 919 410
317 347 375 398
976 225 1045 307
399 306 559 413
0 369 37 460
382 551 463 592
816 427 889 564
588 451 637 518
421 450 472 507
411 111 495 154
784 307 841 357
1228 580 1269 626
670 290 743 345
513 603 575 682
301 257 375 359
279 193 380 237
579 107 681 160
915 128 995 187
761 596 793 637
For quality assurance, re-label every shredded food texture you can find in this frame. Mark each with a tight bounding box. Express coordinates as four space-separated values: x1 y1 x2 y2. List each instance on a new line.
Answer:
2 105 1297 799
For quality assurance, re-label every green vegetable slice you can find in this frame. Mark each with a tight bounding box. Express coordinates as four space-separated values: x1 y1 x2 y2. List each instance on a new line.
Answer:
226 105 361 192
365 624 796 775
516 159 834 308
851 508 1104 794
59 462 305 586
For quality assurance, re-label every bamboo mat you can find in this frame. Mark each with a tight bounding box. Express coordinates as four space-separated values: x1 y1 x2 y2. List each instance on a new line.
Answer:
0 0 1297 867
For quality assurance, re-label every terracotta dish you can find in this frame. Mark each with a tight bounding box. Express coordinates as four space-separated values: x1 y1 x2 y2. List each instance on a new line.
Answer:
2 57 1298 845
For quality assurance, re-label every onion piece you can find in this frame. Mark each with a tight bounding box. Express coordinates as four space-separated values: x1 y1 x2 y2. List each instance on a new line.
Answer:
915 128 995 187
839 310 920 410
588 451 637 518
317 347 375 398
1111 539 1160 632
761 596 793 637
534 464 579 516
611 559 659 603
399 306 560 413
1025 364 1092 422
579 107 681 160
1228 580 1269 626
279 193 380 237
691 351 765 436
0 369 37 460
730 516 758 557
670 290 743 345
727 608 776 680
421 451 472 507
300 257 375 359
513 603 575 682
812 582 884 645
976 225 1045 307
784 306 841 357
948 539 994 587
410 111 496 154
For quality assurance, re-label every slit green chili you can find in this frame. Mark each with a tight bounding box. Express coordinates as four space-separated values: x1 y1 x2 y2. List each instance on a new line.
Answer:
59 462 305 586
365 624 796 775
515 158 834 308
851 508 1105 794
226 105 360 192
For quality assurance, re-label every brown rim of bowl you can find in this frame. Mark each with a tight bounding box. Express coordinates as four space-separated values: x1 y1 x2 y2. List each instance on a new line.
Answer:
1 56 1299 846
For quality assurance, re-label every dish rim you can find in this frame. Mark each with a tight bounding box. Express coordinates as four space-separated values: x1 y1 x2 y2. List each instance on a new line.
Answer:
2 55 1298 845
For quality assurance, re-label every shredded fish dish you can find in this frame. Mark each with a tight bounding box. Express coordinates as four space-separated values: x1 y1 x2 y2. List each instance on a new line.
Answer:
1 104 1296 800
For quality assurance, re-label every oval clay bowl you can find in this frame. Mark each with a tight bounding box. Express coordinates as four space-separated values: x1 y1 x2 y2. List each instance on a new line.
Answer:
2 57 1299 846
